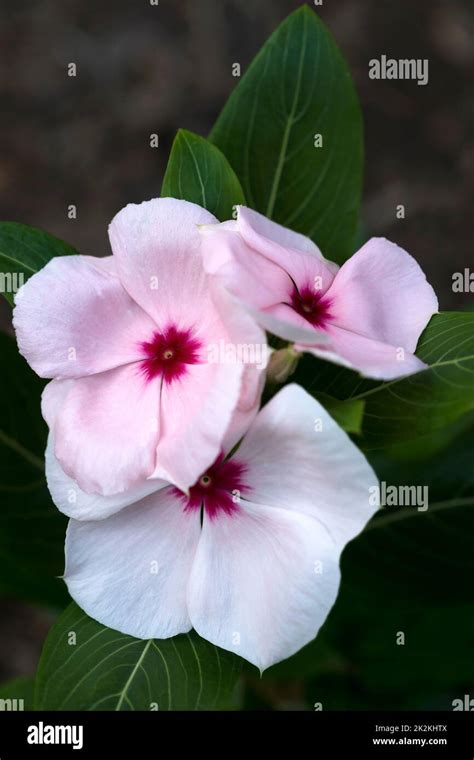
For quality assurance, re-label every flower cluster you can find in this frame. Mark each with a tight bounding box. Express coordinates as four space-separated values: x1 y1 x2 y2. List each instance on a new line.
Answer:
13 198 437 670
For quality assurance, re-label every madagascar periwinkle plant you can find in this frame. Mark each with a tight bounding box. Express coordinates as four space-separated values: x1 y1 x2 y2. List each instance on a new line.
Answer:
0 6 473 712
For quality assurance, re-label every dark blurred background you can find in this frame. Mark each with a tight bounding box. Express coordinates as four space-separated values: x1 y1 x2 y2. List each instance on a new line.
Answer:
1 0 473 699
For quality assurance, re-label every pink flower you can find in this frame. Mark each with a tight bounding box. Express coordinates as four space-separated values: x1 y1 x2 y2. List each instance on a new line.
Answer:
14 198 265 496
200 207 439 380
46 385 378 671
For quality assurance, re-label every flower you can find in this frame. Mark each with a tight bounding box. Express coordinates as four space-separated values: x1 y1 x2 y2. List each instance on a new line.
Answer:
13 198 265 496
47 384 378 671
199 206 439 380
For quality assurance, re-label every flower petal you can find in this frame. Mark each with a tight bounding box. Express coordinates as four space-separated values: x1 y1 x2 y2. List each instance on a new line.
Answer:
236 384 379 549
151 361 243 491
108 197 217 326
65 490 201 639
200 218 328 344
151 285 267 491
237 206 339 277
325 237 438 352
187 501 340 671
13 255 156 379
300 326 428 380
45 435 165 521
222 361 266 453
258 303 327 343
200 222 292 310
54 363 161 495
41 378 75 431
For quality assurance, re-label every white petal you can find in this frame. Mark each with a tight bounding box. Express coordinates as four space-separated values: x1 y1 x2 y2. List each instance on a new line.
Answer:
45 435 165 521
187 501 340 671
236 384 379 549
65 490 201 639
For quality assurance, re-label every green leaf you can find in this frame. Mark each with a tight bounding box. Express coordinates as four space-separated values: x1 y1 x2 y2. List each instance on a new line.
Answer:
262 591 474 708
266 426 474 703
0 332 67 606
258 388 474 691
344 421 474 603
346 499 473 604
210 6 363 262
316 394 365 434
294 312 474 448
0 222 77 305
162 129 245 220
267 594 474 709
0 676 35 710
35 603 243 711
296 315 474 602
342 598 474 707
265 417 474 699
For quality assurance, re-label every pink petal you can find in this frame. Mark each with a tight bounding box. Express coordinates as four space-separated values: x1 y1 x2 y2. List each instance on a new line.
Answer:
237 384 379 549
42 380 153 520
13 255 156 379
325 237 438 353
41 379 74 431
200 223 292 310
187 501 340 671
65 489 201 639
200 210 331 344
300 326 428 380
151 362 242 491
42 378 163 513
45 435 165 521
53 363 161 495
108 197 217 327
151 286 267 491
222 361 266 453
237 206 339 278
258 303 327 344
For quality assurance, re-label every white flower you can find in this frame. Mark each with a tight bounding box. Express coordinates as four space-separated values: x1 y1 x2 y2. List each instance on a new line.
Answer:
46 385 379 671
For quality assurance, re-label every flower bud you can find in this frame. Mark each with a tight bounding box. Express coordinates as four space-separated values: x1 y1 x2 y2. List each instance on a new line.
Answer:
266 346 301 383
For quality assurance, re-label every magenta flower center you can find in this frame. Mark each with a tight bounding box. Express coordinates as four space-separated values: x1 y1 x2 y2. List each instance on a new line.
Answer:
172 455 249 519
290 284 333 328
139 325 201 383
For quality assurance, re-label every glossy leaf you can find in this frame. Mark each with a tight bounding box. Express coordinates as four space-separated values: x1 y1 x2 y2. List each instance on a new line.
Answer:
210 6 363 262
345 421 474 602
0 676 35 710
0 332 67 606
0 222 77 305
266 424 474 703
317 394 365 434
162 129 245 220
294 312 474 448
35 603 243 711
